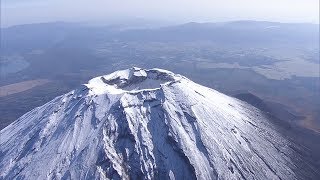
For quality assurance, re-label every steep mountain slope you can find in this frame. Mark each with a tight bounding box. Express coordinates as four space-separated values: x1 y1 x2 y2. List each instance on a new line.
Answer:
234 93 304 123
0 67 318 179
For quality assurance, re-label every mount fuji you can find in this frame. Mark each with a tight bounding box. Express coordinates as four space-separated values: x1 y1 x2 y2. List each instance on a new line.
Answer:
0 67 318 179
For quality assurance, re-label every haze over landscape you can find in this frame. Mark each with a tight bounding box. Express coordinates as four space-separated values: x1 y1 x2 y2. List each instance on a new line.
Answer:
0 0 319 179
2 0 319 27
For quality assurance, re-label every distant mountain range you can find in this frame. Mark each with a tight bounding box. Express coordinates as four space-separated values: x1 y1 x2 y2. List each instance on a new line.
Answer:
1 21 318 54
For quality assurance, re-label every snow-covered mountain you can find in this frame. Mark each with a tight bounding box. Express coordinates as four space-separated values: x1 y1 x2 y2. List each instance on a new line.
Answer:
0 67 318 179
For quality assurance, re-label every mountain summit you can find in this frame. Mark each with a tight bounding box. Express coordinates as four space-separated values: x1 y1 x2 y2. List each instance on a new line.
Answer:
0 67 318 179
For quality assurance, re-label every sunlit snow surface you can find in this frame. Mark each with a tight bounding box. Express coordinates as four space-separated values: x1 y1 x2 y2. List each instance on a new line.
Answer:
0 67 314 179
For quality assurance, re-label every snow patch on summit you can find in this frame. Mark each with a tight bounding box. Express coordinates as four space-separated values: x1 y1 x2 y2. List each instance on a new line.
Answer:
86 67 180 95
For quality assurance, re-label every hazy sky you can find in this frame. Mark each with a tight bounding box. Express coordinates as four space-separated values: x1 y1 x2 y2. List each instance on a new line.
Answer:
2 0 319 27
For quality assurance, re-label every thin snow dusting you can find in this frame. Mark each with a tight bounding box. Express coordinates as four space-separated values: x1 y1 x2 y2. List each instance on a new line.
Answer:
0 67 318 179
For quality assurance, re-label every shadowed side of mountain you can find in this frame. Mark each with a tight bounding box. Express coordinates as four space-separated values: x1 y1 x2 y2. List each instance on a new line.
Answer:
234 92 320 172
